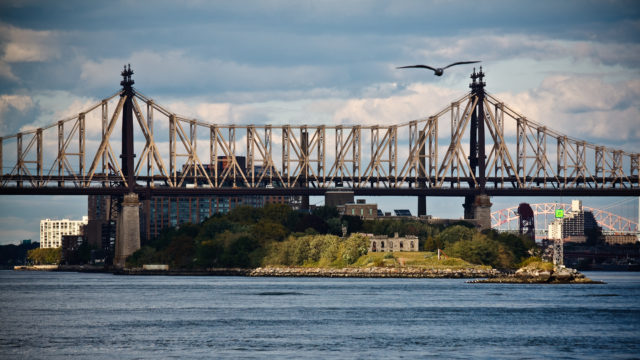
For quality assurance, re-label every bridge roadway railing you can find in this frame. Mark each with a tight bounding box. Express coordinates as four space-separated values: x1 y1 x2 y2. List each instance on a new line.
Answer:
0 86 638 195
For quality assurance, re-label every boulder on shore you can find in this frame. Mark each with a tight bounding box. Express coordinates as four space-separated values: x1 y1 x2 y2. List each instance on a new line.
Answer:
470 266 603 284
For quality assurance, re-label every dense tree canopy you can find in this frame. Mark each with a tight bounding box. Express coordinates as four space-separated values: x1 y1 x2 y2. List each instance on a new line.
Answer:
27 248 61 265
126 204 536 269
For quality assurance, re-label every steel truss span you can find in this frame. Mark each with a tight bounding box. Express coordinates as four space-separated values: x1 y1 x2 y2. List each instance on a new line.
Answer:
491 203 639 233
0 69 638 196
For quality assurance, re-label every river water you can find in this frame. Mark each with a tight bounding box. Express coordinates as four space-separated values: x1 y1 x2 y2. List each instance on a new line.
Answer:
0 271 638 359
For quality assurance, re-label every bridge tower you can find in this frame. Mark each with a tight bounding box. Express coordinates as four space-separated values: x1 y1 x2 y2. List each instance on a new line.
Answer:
463 67 492 229
114 65 141 268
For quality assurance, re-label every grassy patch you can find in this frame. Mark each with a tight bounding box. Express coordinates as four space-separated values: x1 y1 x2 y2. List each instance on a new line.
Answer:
518 258 554 272
353 251 489 269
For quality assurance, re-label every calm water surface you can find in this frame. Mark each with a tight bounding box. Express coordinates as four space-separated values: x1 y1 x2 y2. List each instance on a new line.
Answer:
0 271 638 359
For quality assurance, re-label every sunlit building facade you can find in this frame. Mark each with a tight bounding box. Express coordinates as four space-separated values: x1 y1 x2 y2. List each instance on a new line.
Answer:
40 216 88 248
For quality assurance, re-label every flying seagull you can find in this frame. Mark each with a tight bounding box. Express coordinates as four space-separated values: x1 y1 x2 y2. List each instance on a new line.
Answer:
396 61 481 76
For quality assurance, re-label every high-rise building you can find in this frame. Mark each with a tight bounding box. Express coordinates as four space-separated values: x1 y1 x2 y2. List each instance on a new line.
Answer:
547 200 599 241
40 217 88 248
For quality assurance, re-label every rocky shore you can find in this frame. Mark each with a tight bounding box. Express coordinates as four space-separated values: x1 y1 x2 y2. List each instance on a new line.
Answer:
111 266 500 278
248 266 500 278
469 266 604 284
14 264 600 283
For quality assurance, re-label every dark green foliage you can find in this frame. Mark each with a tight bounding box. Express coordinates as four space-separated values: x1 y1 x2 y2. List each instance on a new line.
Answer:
437 225 475 245
262 203 295 225
341 215 363 234
311 206 340 220
0 242 39 267
490 230 535 264
293 214 328 233
65 243 96 265
444 230 537 269
162 233 197 268
126 246 159 267
326 217 343 236
450 221 476 228
251 220 288 243
226 206 262 225
216 232 260 268
196 216 240 242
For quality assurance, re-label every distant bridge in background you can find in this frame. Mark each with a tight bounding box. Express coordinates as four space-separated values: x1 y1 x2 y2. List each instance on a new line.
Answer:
491 202 639 235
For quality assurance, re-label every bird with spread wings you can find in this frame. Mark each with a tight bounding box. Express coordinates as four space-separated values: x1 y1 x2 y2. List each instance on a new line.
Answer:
397 61 481 76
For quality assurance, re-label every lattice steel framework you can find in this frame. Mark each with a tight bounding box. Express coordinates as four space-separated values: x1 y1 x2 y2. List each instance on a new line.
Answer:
0 67 638 196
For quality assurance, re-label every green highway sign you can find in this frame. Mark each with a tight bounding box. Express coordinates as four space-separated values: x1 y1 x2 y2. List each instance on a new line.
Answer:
555 209 564 218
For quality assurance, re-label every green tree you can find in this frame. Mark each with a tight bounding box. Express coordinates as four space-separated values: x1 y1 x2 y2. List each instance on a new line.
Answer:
160 233 197 268
445 233 515 268
326 217 343 236
27 248 61 265
423 236 443 251
227 206 262 225
216 231 260 268
251 221 288 244
262 203 294 225
126 246 159 267
194 239 224 268
436 225 475 245
337 233 369 266
312 206 339 220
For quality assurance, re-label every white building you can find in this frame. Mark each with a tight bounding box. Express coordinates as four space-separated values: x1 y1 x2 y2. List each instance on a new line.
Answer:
40 216 88 248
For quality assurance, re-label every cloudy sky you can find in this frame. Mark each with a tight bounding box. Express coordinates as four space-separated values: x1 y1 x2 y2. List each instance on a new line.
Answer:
0 0 639 244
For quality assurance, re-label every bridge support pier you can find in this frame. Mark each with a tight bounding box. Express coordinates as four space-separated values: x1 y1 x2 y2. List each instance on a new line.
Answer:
417 195 426 217
114 192 141 268
463 194 492 231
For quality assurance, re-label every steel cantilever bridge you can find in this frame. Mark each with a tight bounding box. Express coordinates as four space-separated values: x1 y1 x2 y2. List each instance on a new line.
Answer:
1 66 638 201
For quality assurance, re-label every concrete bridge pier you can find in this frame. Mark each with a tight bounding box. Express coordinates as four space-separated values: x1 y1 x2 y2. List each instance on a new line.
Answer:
114 192 141 268
463 194 492 231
